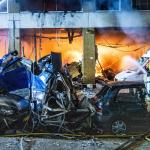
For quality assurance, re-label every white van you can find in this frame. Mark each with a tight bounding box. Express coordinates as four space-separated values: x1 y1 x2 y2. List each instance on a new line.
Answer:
115 50 150 82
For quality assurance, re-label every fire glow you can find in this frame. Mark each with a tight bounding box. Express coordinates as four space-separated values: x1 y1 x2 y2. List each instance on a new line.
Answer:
0 28 150 75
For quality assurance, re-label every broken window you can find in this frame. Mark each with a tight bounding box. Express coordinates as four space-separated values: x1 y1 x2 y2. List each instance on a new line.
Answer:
20 0 82 12
0 0 7 13
116 87 145 102
132 0 150 10
96 0 120 10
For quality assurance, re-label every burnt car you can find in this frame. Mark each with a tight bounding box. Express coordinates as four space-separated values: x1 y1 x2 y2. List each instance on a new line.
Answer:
0 51 96 133
94 81 150 134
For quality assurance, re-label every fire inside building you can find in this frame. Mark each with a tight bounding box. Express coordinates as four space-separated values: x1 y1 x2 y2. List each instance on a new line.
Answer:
0 0 150 149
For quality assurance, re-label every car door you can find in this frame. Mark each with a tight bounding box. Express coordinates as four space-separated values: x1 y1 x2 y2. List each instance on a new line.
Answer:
116 87 148 129
3 61 29 92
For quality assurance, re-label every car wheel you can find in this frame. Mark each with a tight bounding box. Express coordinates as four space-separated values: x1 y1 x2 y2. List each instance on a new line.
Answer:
111 119 127 135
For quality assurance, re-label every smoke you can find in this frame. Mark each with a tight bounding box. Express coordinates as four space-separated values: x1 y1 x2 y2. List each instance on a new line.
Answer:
116 12 150 44
95 0 150 44
121 55 147 73
110 0 150 44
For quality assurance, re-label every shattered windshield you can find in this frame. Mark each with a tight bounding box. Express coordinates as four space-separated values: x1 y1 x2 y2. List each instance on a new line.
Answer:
96 84 110 98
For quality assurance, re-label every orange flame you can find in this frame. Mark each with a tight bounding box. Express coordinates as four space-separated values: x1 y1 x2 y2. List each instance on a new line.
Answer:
0 30 8 57
0 29 150 76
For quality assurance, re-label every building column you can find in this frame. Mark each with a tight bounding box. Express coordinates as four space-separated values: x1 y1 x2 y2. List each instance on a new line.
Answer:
82 28 96 84
8 0 20 55
82 0 96 84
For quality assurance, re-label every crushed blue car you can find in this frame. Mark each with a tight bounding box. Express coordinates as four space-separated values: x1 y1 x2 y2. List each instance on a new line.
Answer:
0 50 97 134
0 50 54 98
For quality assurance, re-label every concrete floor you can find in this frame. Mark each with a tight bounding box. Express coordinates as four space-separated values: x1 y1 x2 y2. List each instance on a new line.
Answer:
0 137 149 150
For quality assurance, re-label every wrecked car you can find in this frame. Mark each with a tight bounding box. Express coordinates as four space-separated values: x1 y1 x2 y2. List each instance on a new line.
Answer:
0 51 149 135
0 51 97 134
93 81 150 134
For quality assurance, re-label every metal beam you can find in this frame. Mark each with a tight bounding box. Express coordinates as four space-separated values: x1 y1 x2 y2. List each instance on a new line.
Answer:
0 11 150 29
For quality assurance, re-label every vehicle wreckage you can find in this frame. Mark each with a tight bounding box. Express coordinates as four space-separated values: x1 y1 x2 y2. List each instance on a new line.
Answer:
0 50 98 134
0 50 149 135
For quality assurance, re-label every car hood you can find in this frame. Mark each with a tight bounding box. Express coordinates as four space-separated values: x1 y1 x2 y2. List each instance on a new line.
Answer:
115 70 146 81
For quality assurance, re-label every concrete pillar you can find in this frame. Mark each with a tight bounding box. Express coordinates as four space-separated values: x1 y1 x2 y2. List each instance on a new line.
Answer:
8 0 20 54
82 28 95 84
8 28 20 53
82 0 96 84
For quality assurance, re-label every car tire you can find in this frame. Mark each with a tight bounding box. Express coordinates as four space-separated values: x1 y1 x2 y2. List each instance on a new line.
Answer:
111 118 127 135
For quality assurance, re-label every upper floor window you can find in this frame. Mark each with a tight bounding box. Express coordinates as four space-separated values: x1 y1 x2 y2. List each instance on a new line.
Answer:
20 0 82 12
132 0 150 10
0 0 7 13
96 0 120 10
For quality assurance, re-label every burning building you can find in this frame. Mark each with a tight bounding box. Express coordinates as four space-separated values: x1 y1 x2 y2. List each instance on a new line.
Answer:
0 0 150 83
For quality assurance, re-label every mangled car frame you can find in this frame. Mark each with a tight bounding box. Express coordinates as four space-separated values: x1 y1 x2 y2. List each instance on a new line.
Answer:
0 50 149 135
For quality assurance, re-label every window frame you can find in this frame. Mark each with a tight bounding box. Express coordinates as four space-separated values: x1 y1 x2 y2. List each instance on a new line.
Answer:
96 0 121 11
0 0 8 13
132 0 150 11
115 87 145 103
